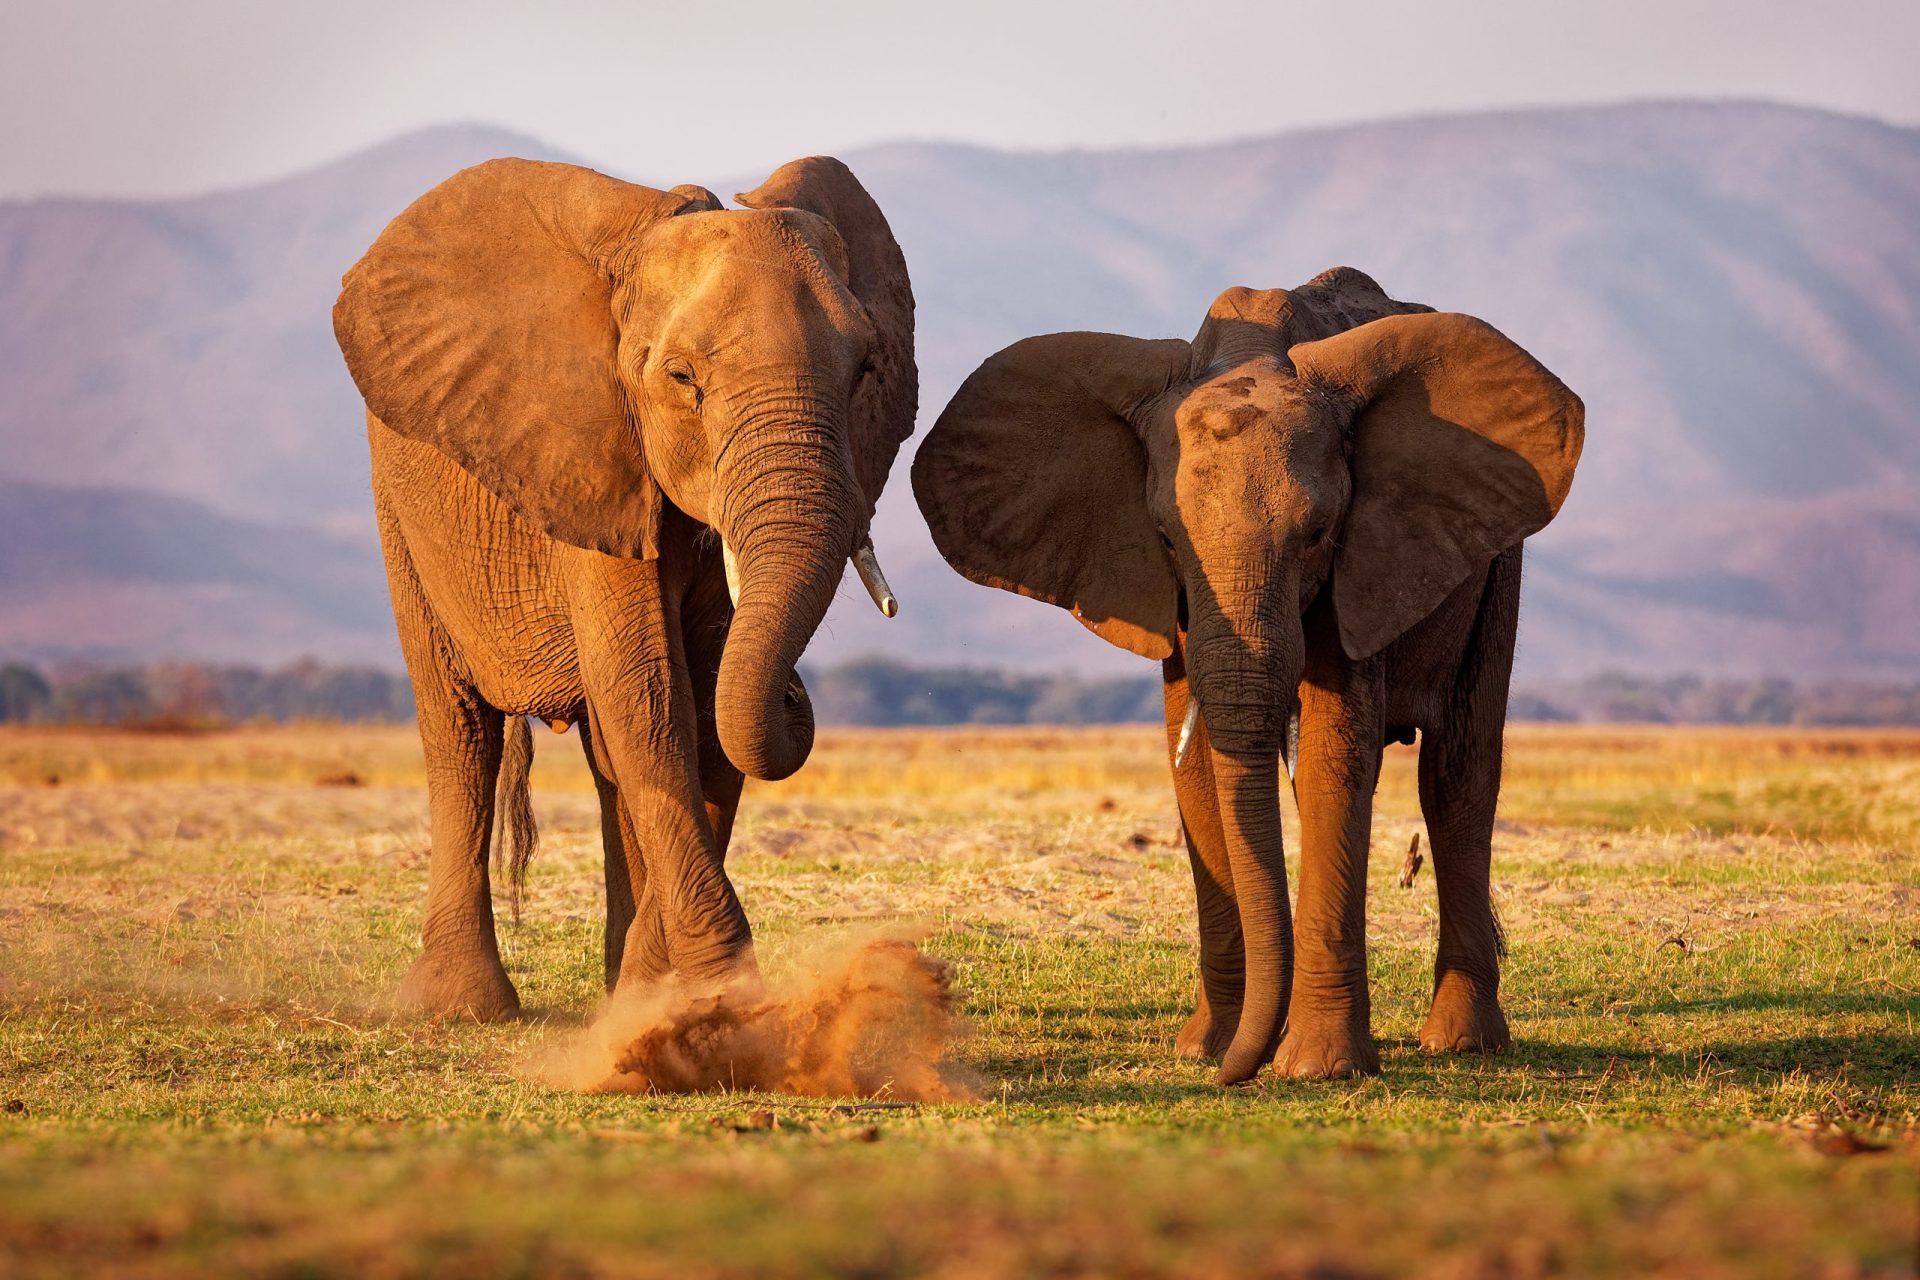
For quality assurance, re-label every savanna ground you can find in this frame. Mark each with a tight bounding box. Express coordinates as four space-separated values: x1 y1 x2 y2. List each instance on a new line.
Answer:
1 721 1916 1278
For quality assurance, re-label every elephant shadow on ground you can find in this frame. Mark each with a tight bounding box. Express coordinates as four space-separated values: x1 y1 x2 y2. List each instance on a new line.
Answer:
1491 988 1920 1085
1487 1031 1917 1086
979 987 1918 1107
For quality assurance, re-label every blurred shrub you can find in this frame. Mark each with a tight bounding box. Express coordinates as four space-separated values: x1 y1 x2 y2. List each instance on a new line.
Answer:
0 658 1914 727
0 660 413 726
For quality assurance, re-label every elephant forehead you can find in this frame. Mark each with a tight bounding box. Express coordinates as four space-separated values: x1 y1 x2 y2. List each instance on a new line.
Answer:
634 210 844 291
627 217 865 340
1174 361 1300 441
647 208 841 261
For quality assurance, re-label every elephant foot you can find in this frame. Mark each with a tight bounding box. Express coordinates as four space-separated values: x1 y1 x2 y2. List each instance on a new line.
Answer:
612 926 674 996
1272 1009 1380 1079
398 949 520 1021
1419 972 1510 1053
1174 1002 1239 1060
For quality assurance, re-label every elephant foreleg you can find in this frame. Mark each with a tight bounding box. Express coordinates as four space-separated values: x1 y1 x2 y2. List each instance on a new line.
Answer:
1162 642 1244 1061
1274 605 1385 1078
569 556 753 990
1418 552 1519 1054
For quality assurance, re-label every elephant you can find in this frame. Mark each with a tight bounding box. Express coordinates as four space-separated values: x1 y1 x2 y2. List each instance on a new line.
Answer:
333 155 915 1018
913 268 1582 1083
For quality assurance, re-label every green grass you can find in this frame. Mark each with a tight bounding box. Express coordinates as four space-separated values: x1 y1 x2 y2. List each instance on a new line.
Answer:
1 725 1915 1277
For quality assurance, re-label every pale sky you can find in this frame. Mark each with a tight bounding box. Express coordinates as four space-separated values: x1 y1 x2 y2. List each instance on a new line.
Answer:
4 0 1918 199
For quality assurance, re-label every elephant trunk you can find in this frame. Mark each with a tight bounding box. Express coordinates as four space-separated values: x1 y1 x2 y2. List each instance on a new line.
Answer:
713 409 863 782
1184 571 1303 1084
1207 744 1293 1084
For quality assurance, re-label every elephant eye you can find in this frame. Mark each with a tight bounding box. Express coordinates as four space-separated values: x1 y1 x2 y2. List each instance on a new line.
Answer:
1306 523 1331 548
663 358 698 389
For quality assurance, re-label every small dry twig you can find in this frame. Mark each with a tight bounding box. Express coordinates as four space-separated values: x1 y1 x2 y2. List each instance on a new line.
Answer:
1398 833 1423 889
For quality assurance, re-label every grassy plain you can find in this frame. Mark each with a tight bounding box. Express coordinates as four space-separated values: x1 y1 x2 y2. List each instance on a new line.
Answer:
0 722 1915 1277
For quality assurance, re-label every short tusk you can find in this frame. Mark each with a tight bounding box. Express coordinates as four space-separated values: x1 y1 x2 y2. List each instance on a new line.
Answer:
852 538 898 618
1174 697 1202 768
1283 708 1300 782
722 541 742 608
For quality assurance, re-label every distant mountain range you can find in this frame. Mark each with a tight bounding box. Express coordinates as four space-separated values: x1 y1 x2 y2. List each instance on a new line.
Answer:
2 103 1916 677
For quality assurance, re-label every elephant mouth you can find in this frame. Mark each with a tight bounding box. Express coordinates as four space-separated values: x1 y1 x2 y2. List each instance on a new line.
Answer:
721 535 897 621
1178 695 1301 776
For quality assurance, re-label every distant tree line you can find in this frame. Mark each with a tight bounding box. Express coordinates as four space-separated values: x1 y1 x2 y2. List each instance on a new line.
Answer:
801 661 1920 727
801 658 1165 726
1 658 1916 728
1503 671 1920 726
0 660 413 727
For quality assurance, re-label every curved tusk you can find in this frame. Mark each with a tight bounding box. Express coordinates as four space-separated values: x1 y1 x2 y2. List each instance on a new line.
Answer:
1174 697 1202 768
851 538 898 618
722 541 742 608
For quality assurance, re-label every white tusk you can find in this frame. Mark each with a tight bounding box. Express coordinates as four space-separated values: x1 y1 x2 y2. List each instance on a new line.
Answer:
722 541 742 608
851 538 898 618
1283 708 1300 782
1174 697 1202 768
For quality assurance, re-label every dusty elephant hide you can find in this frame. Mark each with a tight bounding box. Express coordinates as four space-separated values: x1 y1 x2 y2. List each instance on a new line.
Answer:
535 937 979 1101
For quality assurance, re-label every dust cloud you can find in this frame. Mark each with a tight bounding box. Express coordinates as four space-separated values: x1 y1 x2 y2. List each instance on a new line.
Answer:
532 934 981 1101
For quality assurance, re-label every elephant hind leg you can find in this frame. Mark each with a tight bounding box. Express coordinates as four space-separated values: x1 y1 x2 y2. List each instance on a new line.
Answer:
378 501 519 1020
1417 551 1521 1054
392 644 519 1019
580 711 669 993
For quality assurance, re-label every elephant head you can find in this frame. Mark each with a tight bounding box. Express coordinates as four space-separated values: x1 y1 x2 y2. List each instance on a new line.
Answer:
335 156 915 782
913 269 1581 1081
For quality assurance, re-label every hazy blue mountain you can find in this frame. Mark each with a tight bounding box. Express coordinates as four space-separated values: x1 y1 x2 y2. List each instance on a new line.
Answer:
2 105 1915 678
0 478 391 665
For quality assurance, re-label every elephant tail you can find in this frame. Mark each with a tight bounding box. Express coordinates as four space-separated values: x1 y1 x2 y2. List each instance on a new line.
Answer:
493 714 539 921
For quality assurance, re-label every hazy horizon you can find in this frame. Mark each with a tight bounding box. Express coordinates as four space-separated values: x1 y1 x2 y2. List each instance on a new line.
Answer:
5 0 1918 200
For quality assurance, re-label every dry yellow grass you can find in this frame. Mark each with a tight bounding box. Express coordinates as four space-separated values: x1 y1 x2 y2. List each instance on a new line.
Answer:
0 721 1915 1277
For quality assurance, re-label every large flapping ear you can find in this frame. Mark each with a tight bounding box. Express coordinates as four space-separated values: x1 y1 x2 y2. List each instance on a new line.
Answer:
1288 312 1584 660
736 157 916 513
335 159 699 558
913 332 1191 659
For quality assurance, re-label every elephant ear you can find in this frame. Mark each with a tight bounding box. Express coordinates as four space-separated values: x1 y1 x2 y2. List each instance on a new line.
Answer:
334 158 699 558
913 332 1190 659
1288 312 1584 660
736 157 916 513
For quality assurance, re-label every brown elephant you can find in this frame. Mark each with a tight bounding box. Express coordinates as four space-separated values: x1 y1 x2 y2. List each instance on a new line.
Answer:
913 269 1581 1083
333 155 914 1018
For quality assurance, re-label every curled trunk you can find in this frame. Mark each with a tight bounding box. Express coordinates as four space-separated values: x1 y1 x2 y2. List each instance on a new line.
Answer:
713 415 862 782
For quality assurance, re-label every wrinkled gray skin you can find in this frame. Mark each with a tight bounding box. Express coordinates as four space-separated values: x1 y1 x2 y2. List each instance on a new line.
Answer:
335 156 915 1017
915 269 1582 1082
